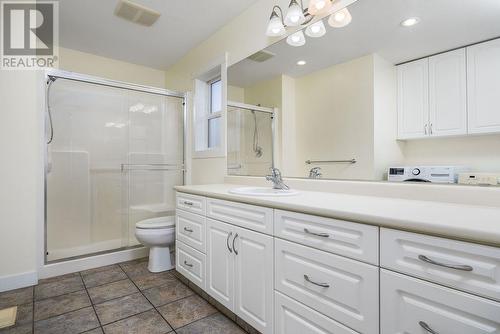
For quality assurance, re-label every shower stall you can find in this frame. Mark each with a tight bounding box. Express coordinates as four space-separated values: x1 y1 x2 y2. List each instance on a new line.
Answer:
227 101 274 176
44 70 185 264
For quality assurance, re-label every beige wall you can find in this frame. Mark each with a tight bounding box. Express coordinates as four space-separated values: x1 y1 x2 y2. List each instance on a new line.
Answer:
0 48 169 289
0 70 42 289
59 47 167 88
294 55 376 180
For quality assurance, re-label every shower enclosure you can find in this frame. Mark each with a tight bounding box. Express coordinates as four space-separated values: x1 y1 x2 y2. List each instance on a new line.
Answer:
44 71 185 263
227 102 274 176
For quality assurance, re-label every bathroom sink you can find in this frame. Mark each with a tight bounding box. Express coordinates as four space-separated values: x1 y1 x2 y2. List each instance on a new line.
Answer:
229 186 299 197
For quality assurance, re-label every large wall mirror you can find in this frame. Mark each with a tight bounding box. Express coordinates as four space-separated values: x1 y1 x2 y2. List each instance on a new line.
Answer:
227 0 500 186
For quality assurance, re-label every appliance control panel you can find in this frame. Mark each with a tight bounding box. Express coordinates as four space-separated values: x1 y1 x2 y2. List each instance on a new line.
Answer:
388 166 467 183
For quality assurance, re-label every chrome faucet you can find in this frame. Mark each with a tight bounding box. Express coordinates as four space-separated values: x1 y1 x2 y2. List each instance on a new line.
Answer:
266 167 290 190
309 167 322 179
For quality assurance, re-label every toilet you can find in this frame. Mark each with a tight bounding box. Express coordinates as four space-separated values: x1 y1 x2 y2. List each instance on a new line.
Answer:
135 216 176 273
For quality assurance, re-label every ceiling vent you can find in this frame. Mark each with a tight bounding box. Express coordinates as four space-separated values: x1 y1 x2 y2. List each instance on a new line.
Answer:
114 0 161 26
247 50 276 63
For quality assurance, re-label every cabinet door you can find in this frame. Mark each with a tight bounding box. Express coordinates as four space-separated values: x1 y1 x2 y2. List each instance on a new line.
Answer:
397 58 429 139
206 218 234 310
381 269 500 334
467 38 500 134
429 48 467 136
233 226 274 334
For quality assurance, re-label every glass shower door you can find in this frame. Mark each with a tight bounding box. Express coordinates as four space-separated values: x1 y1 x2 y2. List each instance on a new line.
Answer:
46 77 184 262
122 92 184 246
46 79 129 262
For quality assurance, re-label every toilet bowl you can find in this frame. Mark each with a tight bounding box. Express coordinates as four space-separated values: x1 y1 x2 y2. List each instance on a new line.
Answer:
135 216 175 273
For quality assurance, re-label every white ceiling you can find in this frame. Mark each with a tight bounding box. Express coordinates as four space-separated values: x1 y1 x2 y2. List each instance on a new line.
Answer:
229 0 500 87
59 0 258 70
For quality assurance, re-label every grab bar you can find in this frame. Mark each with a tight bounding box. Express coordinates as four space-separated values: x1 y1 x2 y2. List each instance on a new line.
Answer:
305 159 356 165
120 163 184 172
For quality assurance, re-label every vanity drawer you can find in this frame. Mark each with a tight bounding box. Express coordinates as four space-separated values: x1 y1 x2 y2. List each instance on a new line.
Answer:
176 209 206 253
275 239 379 334
380 228 500 301
206 198 273 235
275 291 358 334
176 241 206 289
274 210 379 265
176 192 206 215
381 269 500 333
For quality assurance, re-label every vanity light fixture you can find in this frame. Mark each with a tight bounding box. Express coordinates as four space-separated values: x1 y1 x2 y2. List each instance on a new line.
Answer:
287 30 306 47
305 20 326 38
297 60 307 65
284 0 306 26
328 7 352 28
266 6 286 36
401 17 420 27
308 0 332 16
265 0 353 45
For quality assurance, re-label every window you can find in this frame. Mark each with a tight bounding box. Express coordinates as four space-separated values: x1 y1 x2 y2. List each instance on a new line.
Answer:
192 57 227 158
208 78 222 148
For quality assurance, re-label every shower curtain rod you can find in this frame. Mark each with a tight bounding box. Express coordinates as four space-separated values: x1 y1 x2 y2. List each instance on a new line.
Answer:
227 100 274 114
45 69 185 98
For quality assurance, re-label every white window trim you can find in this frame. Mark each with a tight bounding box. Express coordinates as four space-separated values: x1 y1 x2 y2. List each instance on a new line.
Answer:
191 54 227 159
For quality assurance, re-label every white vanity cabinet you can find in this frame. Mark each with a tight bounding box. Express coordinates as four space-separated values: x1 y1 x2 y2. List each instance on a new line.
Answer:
176 191 500 334
397 38 500 139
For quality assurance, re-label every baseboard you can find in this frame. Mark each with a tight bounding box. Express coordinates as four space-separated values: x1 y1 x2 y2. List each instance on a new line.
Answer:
0 271 38 292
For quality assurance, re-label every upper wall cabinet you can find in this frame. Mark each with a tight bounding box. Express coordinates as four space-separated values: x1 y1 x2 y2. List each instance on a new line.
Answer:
467 39 500 134
398 39 500 140
429 49 467 137
398 50 467 139
397 58 429 139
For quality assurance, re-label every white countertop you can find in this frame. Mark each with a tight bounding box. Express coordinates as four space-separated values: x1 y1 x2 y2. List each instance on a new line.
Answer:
175 184 500 247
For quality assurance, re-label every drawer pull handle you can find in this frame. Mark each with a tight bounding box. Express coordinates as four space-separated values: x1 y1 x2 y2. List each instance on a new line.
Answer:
419 321 439 334
183 201 194 206
183 227 194 233
304 228 330 238
418 255 473 271
233 233 239 255
226 232 233 253
183 260 193 268
304 275 330 288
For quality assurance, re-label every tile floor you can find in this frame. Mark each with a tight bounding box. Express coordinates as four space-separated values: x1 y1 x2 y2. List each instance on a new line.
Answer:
0 258 247 334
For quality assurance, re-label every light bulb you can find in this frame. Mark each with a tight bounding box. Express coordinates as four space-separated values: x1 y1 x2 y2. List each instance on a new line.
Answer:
328 8 352 28
297 60 307 66
266 11 286 36
305 20 326 38
308 0 332 15
284 0 305 26
401 17 420 27
286 30 306 47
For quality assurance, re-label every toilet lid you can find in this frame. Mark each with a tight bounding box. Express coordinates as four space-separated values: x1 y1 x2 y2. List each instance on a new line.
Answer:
136 216 175 229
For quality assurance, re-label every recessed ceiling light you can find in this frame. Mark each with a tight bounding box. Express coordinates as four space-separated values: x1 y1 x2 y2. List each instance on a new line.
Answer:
401 17 420 27
297 60 307 66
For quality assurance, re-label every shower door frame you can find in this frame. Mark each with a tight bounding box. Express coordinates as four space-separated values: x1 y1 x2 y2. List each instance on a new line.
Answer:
226 101 276 174
41 69 187 273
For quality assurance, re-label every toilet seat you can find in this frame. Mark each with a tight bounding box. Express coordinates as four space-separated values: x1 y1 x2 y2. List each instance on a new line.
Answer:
136 216 175 229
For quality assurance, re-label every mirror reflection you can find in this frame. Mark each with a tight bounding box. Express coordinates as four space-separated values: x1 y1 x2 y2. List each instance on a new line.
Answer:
227 0 500 185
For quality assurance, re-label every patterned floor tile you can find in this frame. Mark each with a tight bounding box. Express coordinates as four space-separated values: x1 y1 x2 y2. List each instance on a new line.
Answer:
34 307 99 334
94 292 152 325
81 265 127 289
0 287 33 309
142 278 193 306
34 275 84 300
0 303 33 334
102 309 172 334
157 294 217 329
34 290 90 321
176 313 246 334
131 271 176 291
118 258 150 279
87 279 138 305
